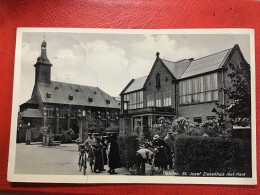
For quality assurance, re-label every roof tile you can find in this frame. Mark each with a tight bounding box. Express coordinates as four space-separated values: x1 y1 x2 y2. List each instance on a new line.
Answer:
181 48 232 79
38 81 120 109
124 76 147 93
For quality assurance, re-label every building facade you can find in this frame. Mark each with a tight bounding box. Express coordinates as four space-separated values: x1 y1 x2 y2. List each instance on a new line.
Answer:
19 40 120 141
120 44 248 136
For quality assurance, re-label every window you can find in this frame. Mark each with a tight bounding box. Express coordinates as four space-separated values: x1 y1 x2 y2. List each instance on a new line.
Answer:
124 94 130 110
111 113 115 120
125 91 143 110
47 109 53 117
147 94 154 107
59 110 65 118
207 116 216 121
155 92 162 107
163 90 172 106
42 70 48 81
156 73 161 88
180 72 218 105
194 117 202 123
91 112 96 119
46 92 51 98
101 112 105 120
69 94 73 100
71 111 78 118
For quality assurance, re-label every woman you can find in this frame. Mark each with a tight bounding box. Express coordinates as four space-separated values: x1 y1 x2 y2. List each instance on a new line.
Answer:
151 135 168 173
92 137 103 173
107 133 121 174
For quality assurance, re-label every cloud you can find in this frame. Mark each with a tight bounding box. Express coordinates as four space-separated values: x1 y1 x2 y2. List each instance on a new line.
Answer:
51 40 130 97
20 42 40 104
20 34 209 104
126 34 208 79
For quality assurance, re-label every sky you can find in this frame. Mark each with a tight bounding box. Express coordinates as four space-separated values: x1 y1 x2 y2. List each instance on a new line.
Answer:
19 31 251 105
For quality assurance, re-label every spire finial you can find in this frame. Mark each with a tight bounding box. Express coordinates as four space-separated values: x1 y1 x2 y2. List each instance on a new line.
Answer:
156 52 160 58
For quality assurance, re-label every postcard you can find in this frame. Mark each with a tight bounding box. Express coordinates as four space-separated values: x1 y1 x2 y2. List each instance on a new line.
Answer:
8 28 256 184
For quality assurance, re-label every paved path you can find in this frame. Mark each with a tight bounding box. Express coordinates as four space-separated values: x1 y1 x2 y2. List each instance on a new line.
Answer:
15 143 130 175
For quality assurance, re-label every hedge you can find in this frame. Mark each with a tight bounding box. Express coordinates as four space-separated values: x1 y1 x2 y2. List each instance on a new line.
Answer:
175 135 252 177
118 135 139 168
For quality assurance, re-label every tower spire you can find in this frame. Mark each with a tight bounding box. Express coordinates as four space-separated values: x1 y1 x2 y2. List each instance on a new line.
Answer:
37 39 50 64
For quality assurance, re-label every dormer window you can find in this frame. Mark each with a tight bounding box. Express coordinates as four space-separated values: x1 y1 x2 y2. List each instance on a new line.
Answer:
75 89 79 92
94 91 97 95
88 97 93 102
55 86 59 90
106 99 110 104
69 94 73 100
46 92 51 98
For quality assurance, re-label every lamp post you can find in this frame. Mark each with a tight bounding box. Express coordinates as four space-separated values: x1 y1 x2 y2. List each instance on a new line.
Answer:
78 109 83 142
25 122 31 145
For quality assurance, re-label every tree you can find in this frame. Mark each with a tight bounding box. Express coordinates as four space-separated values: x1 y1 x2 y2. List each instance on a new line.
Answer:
212 61 251 126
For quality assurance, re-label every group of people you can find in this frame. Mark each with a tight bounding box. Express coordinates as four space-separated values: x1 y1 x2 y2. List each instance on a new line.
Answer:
81 132 121 174
136 131 176 175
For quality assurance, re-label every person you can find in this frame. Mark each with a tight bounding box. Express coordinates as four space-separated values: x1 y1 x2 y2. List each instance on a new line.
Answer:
151 134 168 173
83 133 95 171
100 136 109 171
92 137 103 173
164 132 175 169
136 146 154 175
107 133 121 174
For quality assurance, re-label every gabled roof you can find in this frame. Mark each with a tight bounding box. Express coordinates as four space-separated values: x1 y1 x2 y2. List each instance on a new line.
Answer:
181 48 232 79
161 59 192 79
124 76 147 94
21 108 42 118
24 96 39 105
38 81 120 109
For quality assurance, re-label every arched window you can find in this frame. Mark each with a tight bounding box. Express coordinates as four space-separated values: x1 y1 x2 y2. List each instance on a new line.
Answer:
156 73 161 88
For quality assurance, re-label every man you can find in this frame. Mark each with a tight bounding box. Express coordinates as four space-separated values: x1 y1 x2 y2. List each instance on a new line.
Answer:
164 132 175 169
83 133 95 171
136 147 154 175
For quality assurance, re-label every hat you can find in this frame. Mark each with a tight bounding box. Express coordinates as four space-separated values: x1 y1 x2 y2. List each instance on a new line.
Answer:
153 135 160 140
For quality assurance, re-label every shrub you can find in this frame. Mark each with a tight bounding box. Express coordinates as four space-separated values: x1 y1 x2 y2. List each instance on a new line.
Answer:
118 135 139 168
174 135 252 176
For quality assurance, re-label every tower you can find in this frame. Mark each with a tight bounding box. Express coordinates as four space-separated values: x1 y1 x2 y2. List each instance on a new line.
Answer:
34 40 52 84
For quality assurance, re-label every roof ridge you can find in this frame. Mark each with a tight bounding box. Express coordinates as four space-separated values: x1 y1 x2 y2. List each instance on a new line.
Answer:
51 80 97 88
192 47 232 62
134 75 148 80
161 58 176 63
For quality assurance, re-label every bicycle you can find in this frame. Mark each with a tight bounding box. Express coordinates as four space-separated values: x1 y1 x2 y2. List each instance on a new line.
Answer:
78 144 87 175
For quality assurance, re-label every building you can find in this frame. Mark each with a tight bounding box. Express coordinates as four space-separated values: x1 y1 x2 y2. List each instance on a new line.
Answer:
19 40 120 141
120 44 249 136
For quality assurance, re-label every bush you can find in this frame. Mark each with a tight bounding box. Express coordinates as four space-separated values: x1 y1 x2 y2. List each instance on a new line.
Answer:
118 135 139 168
175 135 252 176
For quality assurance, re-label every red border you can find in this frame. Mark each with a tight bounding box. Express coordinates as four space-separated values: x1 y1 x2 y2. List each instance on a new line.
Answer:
0 0 259 194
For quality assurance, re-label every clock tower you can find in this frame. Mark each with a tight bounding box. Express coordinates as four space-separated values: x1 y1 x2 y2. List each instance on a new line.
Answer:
34 40 52 84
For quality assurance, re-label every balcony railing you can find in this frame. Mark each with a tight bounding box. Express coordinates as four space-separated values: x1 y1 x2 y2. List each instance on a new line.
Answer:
126 106 175 115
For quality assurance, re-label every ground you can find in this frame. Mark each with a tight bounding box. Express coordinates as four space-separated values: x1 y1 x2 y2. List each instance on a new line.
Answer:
14 143 130 175
14 143 176 176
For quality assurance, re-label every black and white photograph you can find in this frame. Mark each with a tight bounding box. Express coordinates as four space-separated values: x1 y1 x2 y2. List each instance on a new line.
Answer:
7 28 256 184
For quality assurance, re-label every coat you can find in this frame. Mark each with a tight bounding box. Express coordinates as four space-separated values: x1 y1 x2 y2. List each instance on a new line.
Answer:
108 138 121 169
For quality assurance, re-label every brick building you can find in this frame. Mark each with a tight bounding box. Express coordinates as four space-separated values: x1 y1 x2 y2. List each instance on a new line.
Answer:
19 40 120 141
120 44 248 136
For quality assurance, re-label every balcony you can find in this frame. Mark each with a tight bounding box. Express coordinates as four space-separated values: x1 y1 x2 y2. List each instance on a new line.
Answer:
126 106 175 116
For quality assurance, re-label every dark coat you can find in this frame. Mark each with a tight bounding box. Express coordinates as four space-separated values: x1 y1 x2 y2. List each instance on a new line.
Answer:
93 142 103 171
152 138 168 167
108 138 121 169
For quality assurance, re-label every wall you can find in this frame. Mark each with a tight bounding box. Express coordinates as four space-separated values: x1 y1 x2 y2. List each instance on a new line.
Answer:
144 59 176 109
